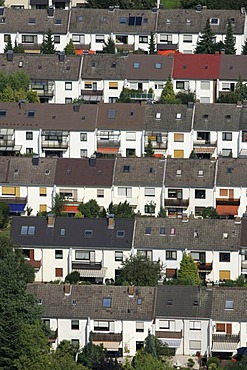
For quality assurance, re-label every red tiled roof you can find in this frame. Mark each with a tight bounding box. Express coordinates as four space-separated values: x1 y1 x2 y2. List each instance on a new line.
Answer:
173 53 221 79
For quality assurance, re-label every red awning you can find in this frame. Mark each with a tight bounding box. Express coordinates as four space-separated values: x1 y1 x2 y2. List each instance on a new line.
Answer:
216 204 239 216
97 147 119 154
63 205 79 213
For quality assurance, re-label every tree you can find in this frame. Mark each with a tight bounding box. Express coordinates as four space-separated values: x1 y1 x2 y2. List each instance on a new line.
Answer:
65 271 80 284
160 78 179 104
148 32 156 54
117 254 164 286
4 35 13 53
158 207 166 218
202 207 219 219
13 40 25 54
195 18 215 54
102 37 116 54
64 39 76 55
78 332 106 368
0 202 9 228
78 199 101 218
0 236 44 369
108 201 135 218
177 252 201 286
145 139 154 157
132 350 173 370
144 330 157 358
0 71 39 103
176 90 196 104
52 193 65 216
40 29 56 54
224 19 236 54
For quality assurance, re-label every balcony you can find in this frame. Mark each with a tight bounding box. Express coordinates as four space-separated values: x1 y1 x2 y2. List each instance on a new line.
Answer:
130 93 154 101
165 198 189 207
155 330 183 339
27 259 42 269
241 260 247 270
197 262 213 271
81 90 103 102
0 138 15 147
212 334 240 343
92 332 122 342
193 139 217 147
72 261 102 270
41 140 68 149
146 137 167 150
97 139 120 148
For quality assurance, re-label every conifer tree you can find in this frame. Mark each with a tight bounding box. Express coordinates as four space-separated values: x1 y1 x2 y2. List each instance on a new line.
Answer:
195 18 215 54
64 39 76 55
177 252 201 285
40 28 56 54
145 139 154 157
160 78 179 104
4 35 13 53
224 19 236 54
13 40 25 54
148 32 156 54
102 36 116 54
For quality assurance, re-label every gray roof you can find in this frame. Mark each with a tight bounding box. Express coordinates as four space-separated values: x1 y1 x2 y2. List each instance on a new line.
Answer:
239 102 247 130
126 54 173 81
216 158 247 187
81 54 127 80
97 103 145 130
240 218 247 248
193 103 241 131
164 159 216 188
11 216 135 250
219 55 247 80
113 157 165 187
55 158 115 187
144 104 193 132
155 285 212 319
0 53 81 81
69 8 157 34
0 102 98 131
157 9 245 34
134 218 241 251
211 287 247 321
6 157 57 185
27 283 156 321
0 8 69 34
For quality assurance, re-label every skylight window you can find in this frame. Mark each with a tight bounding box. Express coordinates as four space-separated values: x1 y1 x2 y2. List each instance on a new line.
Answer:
123 165 130 173
0 110 6 116
120 17 127 24
102 297 112 308
21 226 28 235
160 227 165 235
198 170 204 177
170 227 175 236
60 228 65 236
28 17 36 24
45 169 50 175
108 109 116 119
77 15 84 22
155 63 162 69
156 112 161 119
176 169 182 176
55 19 62 25
84 230 93 237
176 113 182 119
133 62 140 69
137 298 142 305
210 18 219 25
72 299 77 305
225 299 233 309
117 230 125 238
28 110 35 117
145 227 151 235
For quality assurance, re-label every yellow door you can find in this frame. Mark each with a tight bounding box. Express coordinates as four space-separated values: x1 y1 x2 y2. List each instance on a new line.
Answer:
219 270 230 280
174 150 184 158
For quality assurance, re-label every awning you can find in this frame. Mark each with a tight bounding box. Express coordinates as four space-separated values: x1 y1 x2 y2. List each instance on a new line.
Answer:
93 341 120 350
212 342 238 352
239 149 247 158
30 0 48 4
97 147 119 154
216 204 239 216
63 204 79 213
9 203 26 213
76 267 107 278
194 147 215 154
161 339 181 348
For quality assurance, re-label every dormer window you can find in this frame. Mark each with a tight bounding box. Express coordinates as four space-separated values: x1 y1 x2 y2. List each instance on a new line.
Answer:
223 233 228 239
84 230 93 237
55 19 62 25
0 110 6 116
198 170 204 177
28 110 35 117
117 230 125 238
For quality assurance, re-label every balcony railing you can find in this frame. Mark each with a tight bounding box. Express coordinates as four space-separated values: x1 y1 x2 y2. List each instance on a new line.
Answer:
92 332 122 342
212 334 240 343
165 198 189 207
72 261 102 270
41 140 68 149
155 330 183 339
197 262 213 271
193 140 217 147
96 139 120 148
242 260 247 269
0 139 15 147
130 93 154 101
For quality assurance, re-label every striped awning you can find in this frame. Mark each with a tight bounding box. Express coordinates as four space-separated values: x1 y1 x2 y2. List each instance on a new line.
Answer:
161 339 181 348
212 342 238 352
76 267 107 278
194 147 215 153
93 341 120 350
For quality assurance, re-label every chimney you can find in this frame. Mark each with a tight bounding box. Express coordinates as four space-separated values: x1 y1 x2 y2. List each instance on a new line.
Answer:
73 104 80 112
58 51 65 63
47 213 55 227
32 155 39 166
89 155 96 167
47 5 54 17
6 50 13 62
128 286 134 296
107 214 115 229
64 284 71 295
187 102 194 109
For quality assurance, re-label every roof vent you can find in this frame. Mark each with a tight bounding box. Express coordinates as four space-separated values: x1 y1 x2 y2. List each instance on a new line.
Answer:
107 214 115 229
32 155 39 166
196 3 202 11
64 284 71 295
73 104 80 112
89 155 96 167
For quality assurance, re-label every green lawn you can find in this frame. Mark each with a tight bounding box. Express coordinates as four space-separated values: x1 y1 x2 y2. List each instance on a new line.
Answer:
160 0 181 8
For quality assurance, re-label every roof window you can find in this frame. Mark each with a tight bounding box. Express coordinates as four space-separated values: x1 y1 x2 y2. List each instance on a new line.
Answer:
225 299 233 309
55 19 62 25
77 15 84 22
120 17 127 23
155 63 162 69
198 170 204 177
84 230 93 237
123 165 130 173
117 230 125 238
167 299 173 305
133 62 140 69
60 228 65 236
28 110 35 117
170 227 175 236
102 297 112 308
156 112 161 119
108 109 116 119
176 113 182 119
210 18 219 25
0 110 6 116
28 17 36 24
137 298 142 305
160 227 165 235
176 169 182 176
145 227 151 235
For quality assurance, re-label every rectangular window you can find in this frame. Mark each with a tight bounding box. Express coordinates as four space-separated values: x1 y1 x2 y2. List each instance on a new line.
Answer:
65 98 72 104
26 148 33 154
220 188 228 197
216 323 225 332
195 189 206 199
75 250 90 260
55 250 63 259
159 320 170 329
144 188 155 197
115 251 123 261
71 319 79 330
136 322 144 332
22 35 37 44
126 132 136 141
189 340 201 350
21 226 35 235
72 34 85 44
2 186 16 195
65 82 72 90
54 35 60 44
80 149 87 158
26 131 33 140
96 35 104 43
160 34 172 44
39 204 47 213
117 187 132 197
174 133 184 142
166 250 177 260
201 81 210 90
109 82 118 89
55 268 63 277
139 35 148 43
219 253 230 262
145 227 151 235
160 227 165 235
40 187 47 196
138 250 152 260
94 321 113 331
183 34 192 43
4 34 10 42
168 189 182 199
189 321 201 330
222 132 232 141
71 339 79 347
97 189 104 198
102 298 112 308
80 133 87 141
